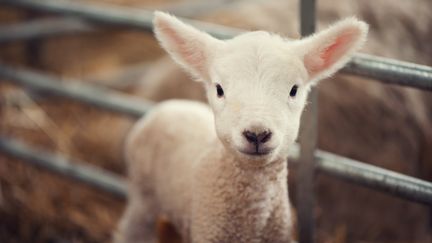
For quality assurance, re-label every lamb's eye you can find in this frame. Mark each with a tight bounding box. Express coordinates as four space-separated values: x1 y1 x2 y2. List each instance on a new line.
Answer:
216 84 224 98
289 85 298 97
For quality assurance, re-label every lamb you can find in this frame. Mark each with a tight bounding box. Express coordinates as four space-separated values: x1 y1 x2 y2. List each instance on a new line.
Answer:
114 11 368 243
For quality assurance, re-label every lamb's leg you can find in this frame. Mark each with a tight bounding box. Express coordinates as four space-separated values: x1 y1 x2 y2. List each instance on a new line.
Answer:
156 216 183 243
114 195 158 243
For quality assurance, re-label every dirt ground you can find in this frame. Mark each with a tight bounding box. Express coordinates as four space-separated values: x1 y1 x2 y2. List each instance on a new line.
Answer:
0 0 431 243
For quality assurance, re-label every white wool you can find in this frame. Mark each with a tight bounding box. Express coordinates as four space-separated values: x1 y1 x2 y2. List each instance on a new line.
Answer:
115 11 368 243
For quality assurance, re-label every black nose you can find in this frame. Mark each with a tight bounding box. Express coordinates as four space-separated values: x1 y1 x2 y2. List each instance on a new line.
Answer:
243 130 272 145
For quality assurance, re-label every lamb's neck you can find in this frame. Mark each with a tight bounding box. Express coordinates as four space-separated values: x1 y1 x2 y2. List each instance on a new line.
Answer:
230 156 287 192
200 140 289 195
215 143 289 198
204 144 290 239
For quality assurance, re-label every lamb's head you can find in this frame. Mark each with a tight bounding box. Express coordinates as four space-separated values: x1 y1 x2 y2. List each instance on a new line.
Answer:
153 12 368 164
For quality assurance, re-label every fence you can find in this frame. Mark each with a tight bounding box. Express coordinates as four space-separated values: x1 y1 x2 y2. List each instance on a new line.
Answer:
0 0 432 242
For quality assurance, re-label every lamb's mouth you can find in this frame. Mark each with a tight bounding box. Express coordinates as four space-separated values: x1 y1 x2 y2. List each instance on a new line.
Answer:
238 147 274 156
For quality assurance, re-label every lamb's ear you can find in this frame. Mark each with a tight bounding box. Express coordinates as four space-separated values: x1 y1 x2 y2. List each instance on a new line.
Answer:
153 11 222 81
299 18 368 83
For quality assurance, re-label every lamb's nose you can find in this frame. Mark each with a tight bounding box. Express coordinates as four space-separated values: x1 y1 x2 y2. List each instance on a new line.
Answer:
243 130 272 144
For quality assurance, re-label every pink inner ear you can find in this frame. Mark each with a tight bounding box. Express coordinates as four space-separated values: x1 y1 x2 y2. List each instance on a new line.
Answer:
305 29 357 76
320 32 353 69
157 19 207 76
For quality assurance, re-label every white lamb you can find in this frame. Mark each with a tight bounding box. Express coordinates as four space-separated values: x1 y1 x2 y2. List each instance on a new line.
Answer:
114 12 368 243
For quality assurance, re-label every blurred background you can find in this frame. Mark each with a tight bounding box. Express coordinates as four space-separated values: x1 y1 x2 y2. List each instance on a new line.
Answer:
0 0 432 242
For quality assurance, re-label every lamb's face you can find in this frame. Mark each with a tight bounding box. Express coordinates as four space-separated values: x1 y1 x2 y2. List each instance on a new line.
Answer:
153 12 368 164
206 33 310 161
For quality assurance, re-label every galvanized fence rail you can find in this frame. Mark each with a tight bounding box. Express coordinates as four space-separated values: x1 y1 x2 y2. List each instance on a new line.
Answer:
0 65 153 117
1 1 432 243
0 0 242 39
0 138 128 198
0 17 94 44
0 0 252 44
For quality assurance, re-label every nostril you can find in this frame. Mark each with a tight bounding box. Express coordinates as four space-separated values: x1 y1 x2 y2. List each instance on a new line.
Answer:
258 131 272 143
243 130 272 144
243 131 258 144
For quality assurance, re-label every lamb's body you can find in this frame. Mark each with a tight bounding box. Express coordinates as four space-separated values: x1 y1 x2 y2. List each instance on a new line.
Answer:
120 100 291 242
115 11 367 243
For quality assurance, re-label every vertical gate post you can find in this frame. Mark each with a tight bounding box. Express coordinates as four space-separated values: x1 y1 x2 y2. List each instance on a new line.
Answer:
297 0 317 243
24 11 43 68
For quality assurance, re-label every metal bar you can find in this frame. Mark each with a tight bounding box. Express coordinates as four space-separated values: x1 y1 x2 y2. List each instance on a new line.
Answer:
159 0 237 18
87 62 151 88
343 53 432 91
0 1 244 43
0 0 243 40
0 64 153 118
297 0 316 243
25 35 42 67
0 17 94 44
314 150 432 205
23 11 44 68
300 0 316 37
287 146 432 205
0 137 127 198
156 0 270 18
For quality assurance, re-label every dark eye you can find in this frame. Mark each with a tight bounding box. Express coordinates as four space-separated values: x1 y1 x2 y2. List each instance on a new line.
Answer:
289 85 298 97
216 84 224 98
